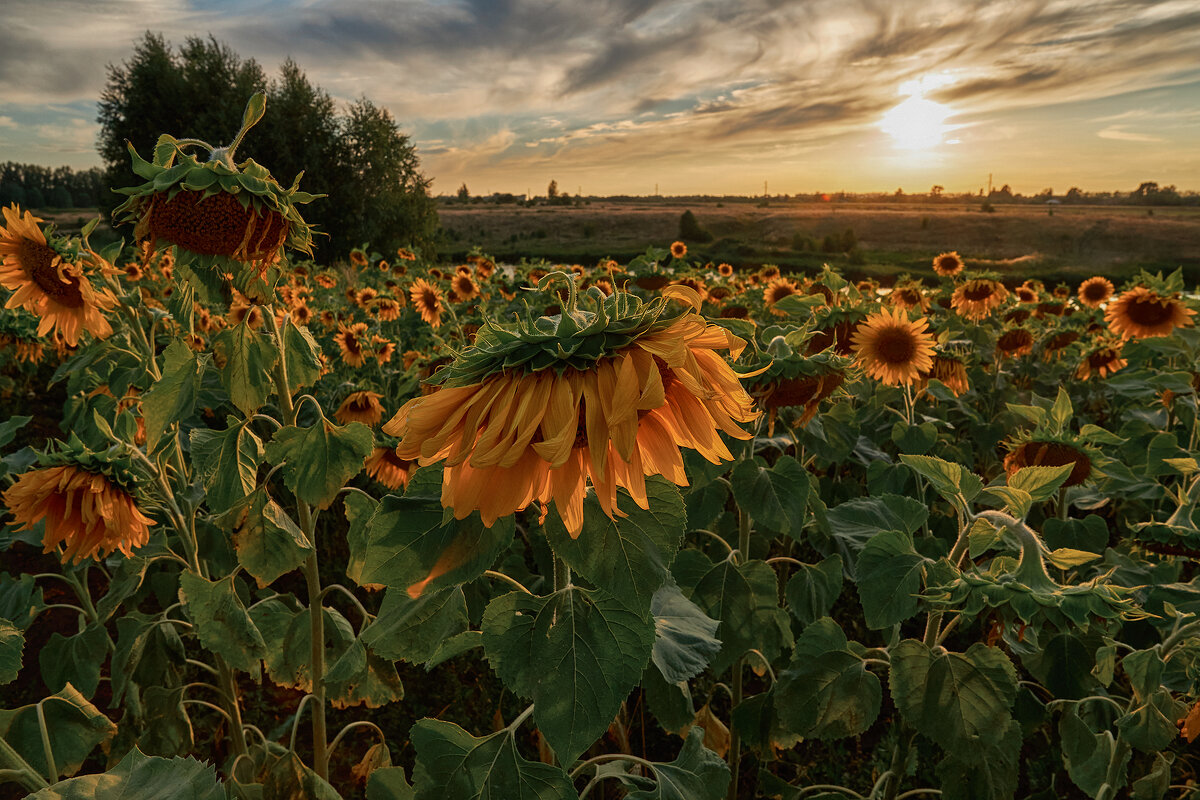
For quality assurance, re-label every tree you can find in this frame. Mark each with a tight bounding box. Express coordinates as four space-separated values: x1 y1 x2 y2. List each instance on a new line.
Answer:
547 180 558 200
96 32 438 258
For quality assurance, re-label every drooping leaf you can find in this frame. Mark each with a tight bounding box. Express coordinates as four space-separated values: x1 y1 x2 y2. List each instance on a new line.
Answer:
265 418 373 508
650 583 721 684
775 618 881 740
353 495 515 598
190 418 264 513
729 455 809 537
544 477 685 615
855 529 928 629
26 747 223 800
784 554 843 626
481 587 655 765
177 572 266 677
889 640 1018 763
410 718 576 800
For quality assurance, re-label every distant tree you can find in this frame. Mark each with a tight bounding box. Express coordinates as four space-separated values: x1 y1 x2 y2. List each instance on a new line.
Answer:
457 183 470 202
547 180 558 200
96 32 438 258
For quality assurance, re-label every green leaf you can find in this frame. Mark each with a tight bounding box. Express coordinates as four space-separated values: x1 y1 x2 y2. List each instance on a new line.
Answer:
673 553 792 675
784 555 843 625
775 618 881 740
142 339 204 450
0 618 23 684
39 623 109 698
353 495 514 597
936 720 1022 800
0 684 118 779
481 587 654 765
889 640 1018 763
213 321 278 415
282 317 323 390
650 583 721 684
360 587 469 665
26 747 223 800
1008 464 1075 502
265 419 373 509
231 490 313 588
178 572 265 677
855 530 927 629
623 727 731 799
544 477 685 615
411 718 576 800
190 418 264 513
1061 707 1129 797
729 455 809 537
899 454 983 505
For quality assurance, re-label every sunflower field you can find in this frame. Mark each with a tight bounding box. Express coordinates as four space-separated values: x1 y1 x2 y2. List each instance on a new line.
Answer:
1 96 1200 800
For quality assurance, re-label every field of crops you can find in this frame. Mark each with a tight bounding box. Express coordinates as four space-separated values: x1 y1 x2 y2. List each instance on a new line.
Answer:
1 97 1199 800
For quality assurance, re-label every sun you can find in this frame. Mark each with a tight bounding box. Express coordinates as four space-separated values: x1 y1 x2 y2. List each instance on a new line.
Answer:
880 76 954 150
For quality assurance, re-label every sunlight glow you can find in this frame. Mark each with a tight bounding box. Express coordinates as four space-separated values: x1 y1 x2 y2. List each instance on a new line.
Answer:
880 76 953 150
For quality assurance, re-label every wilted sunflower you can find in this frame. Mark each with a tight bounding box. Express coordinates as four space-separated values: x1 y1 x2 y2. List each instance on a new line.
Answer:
996 328 1034 359
335 390 385 425
920 354 969 396
409 278 444 329
1075 339 1127 380
670 241 687 259
951 278 1008 321
1077 277 1114 308
334 322 370 367
0 205 116 346
383 281 759 536
1104 286 1195 339
2 459 153 563
763 277 800 315
932 251 964 277
363 446 416 491
850 307 936 386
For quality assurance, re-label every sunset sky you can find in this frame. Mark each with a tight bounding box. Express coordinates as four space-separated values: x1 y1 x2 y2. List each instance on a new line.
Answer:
1 0 1198 196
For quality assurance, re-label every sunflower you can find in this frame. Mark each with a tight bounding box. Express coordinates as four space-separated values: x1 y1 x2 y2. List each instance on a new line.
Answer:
996 328 1034 359
670 241 687 259
718 263 733 278
1077 277 1114 308
364 447 416 491
951 278 1008 321
383 282 759 536
850 307 936 386
1104 286 1195 339
1004 440 1092 487
334 322 370 367
920 354 969 396
335 390 385 425
763 277 799 315
451 273 479 302
0 205 116 346
1075 339 1127 380
2 463 153 563
409 278 444 329
932 251 964 277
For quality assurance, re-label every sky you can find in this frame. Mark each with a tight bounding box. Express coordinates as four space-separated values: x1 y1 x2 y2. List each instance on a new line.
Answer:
1 0 1198 197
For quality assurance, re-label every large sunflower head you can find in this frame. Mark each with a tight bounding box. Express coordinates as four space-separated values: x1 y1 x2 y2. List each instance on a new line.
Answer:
112 93 319 275
932 251 964 277
0 205 117 346
1 441 154 563
850 307 936 386
1104 285 1195 340
383 276 760 536
951 278 1008 321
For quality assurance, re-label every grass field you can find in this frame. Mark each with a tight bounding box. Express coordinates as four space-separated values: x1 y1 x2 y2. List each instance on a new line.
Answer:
440 199 1200 284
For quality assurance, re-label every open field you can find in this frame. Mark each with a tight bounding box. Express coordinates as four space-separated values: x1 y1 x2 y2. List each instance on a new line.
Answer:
440 200 1200 284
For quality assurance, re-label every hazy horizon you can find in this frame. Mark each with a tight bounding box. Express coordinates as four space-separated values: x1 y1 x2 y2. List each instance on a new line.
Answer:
2 0 1198 197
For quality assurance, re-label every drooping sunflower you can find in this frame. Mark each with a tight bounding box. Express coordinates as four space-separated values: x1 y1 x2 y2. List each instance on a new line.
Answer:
1075 339 1127 380
409 278 444 329
0 205 116 346
951 278 1008 321
996 328 1034 359
1104 286 1195 340
670 241 688 259
383 281 759 536
2 458 153 563
850 307 936 386
1077 277 1114 308
363 446 416 491
334 322 370 367
335 390 385 426
932 251 964 277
